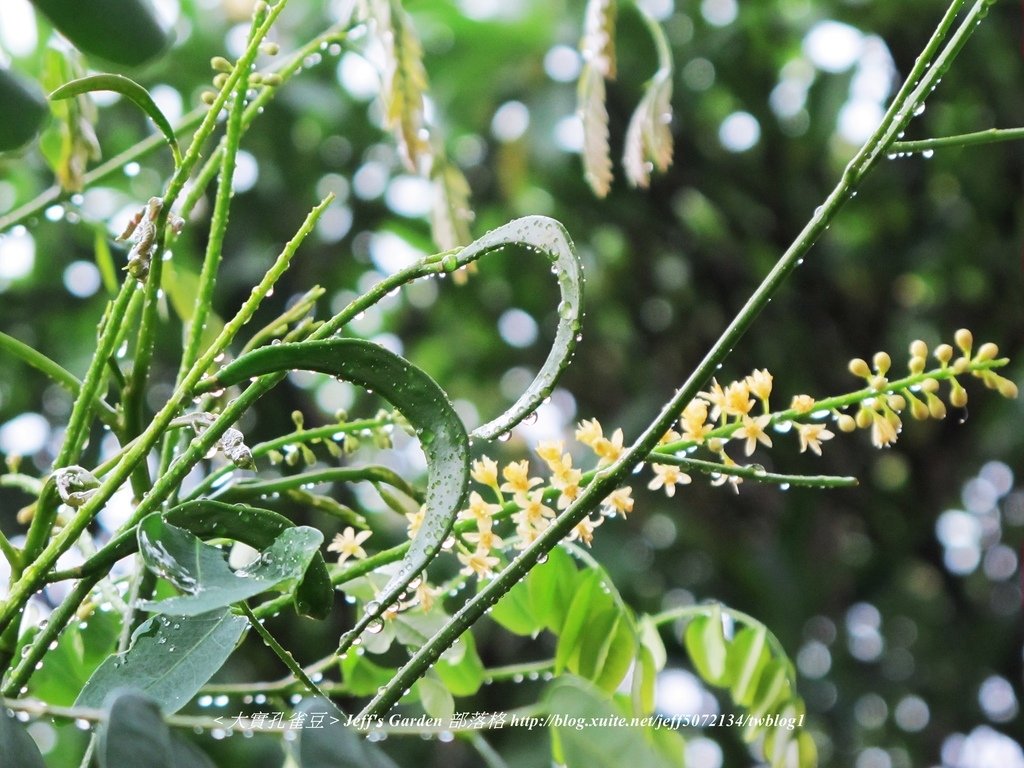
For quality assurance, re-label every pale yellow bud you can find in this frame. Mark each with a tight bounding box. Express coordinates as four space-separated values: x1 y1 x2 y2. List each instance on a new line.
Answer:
261 42 280 55
949 384 968 408
954 328 973 355
855 408 873 429
836 414 857 432
848 358 871 378
211 56 234 73
873 352 891 375
908 356 926 375
910 339 928 359
997 377 1019 399
909 398 929 420
887 394 906 411
934 344 953 364
870 375 888 392
201 90 218 105
976 342 999 361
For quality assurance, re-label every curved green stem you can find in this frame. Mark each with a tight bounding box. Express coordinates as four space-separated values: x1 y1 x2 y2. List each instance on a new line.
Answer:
240 602 328 699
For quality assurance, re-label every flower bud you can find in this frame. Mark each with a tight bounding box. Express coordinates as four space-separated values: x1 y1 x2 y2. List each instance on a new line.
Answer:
954 328 973 355
848 358 871 378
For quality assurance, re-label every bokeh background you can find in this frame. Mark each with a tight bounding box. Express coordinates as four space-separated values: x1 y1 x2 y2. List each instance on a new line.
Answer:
1 0 1022 766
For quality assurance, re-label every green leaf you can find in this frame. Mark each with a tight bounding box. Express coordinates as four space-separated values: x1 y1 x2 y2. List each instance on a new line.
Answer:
593 615 636 693
452 216 584 440
488 576 539 637
683 605 728 685
289 697 399 768
727 624 770 707
137 514 323 616
340 653 397 697
163 261 226 354
0 707 46 768
526 545 578 634
435 630 484 697
545 676 677 768
415 676 455 720
29 0 170 66
632 642 657 715
206 338 471 639
0 66 47 152
98 690 172 768
50 74 180 164
76 609 247 714
573 600 619 681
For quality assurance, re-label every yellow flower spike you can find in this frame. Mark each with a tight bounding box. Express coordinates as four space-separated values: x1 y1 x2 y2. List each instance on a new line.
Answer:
647 463 692 497
836 413 857 432
734 414 773 456
934 344 954 365
910 339 929 359
873 352 891 376
848 358 871 378
796 422 834 456
955 328 973 356
975 342 999 361
790 394 816 413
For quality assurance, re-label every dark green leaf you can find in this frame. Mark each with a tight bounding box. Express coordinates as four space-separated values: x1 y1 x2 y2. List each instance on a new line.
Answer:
545 676 678 768
50 74 180 164
30 0 169 66
76 609 247 713
0 707 46 768
0 66 47 152
206 338 470 639
137 514 322 615
290 697 399 768
98 690 172 768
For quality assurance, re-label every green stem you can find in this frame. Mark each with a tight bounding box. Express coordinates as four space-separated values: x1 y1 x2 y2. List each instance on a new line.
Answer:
357 0 995 718
890 126 1024 155
214 466 421 503
239 602 328 699
656 456 857 488
0 332 118 426
0 530 19 571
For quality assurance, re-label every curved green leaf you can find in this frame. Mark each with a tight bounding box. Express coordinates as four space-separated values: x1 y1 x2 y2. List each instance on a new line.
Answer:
137 513 323 616
98 690 172 768
683 604 728 685
0 708 46 768
450 216 584 440
727 624 771 707
30 0 170 67
205 338 471 643
0 66 47 152
76 609 247 713
415 676 454 720
50 74 180 165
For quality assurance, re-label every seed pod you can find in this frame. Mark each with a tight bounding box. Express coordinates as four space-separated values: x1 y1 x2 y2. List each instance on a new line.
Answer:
30 0 170 67
0 67 47 151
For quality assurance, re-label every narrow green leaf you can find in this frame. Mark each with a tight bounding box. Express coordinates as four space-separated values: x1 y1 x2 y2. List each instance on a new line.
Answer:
573 600 618 681
683 604 728 685
452 216 584 440
206 338 470 638
593 615 637 693
727 624 770 706
137 514 322 616
555 569 601 673
290 697 399 768
94 225 119 294
50 74 180 164
0 707 46 768
76 609 247 713
98 690 172 768
545 676 677 768
415 676 455 720
632 642 657 715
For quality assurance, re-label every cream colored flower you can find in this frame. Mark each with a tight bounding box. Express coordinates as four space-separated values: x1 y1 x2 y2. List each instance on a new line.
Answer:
722 380 755 418
790 394 816 414
568 516 603 547
796 422 834 456
405 507 425 538
745 368 773 402
513 489 556 526
458 491 500 526
327 527 372 565
535 440 565 465
465 523 505 552
415 581 441 613
470 455 499 488
647 463 692 497
680 399 713 443
602 486 634 517
870 412 900 448
575 418 604 447
593 427 624 466
734 414 773 456
458 548 500 578
697 379 728 422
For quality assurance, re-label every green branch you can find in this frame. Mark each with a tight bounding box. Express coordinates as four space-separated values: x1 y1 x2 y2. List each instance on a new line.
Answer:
890 126 1024 155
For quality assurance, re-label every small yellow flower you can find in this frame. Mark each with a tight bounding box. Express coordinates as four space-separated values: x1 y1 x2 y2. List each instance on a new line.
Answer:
697 379 728 422
602 486 634 517
734 414 773 456
659 428 682 445
593 427 625 466
513 489 556 526
470 455 499 487
458 491 500 526
405 507 425 538
465 524 505 552
458 548 500 578
568 516 603 547
790 394 816 413
870 411 899 448
516 521 544 547
796 423 834 456
415 581 441 613
722 380 755 418
499 460 542 495
575 418 604 447
746 368 773 402
554 471 582 510
647 464 692 497
327 527 372 565
679 400 713 443
547 452 577 484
